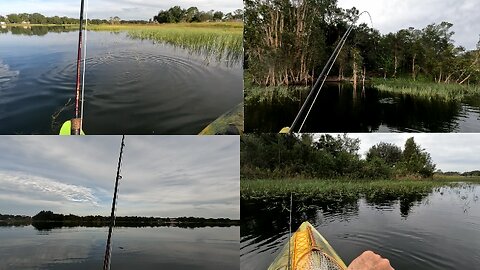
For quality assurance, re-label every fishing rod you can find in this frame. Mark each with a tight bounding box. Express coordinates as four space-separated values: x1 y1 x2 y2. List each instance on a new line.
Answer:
287 11 372 134
103 135 125 270
59 0 87 135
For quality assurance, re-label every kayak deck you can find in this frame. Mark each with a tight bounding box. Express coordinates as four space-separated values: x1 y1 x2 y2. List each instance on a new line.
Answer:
268 221 347 270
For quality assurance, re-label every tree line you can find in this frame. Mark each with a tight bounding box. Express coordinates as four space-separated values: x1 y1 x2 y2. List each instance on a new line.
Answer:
241 134 436 179
0 211 238 228
0 13 147 25
245 0 480 86
153 6 243 24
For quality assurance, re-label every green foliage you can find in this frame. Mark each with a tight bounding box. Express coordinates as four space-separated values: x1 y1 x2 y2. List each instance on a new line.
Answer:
153 6 241 24
366 142 402 166
245 1 480 87
372 78 480 100
399 137 436 178
241 134 437 180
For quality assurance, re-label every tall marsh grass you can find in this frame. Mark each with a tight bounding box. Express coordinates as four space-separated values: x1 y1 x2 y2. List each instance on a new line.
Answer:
241 177 480 200
89 23 243 63
372 78 480 100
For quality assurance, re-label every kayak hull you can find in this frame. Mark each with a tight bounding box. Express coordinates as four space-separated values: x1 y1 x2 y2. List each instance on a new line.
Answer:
268 221 347 270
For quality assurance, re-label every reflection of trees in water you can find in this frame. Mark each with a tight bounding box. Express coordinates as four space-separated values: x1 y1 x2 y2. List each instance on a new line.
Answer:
4 26 76 36
246 83 472 133
31 221 238 231
242 190 435 238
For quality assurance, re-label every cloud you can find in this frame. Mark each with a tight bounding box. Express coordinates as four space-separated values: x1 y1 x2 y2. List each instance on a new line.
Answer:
0 136 239 218
0 171 99 206
0 0 243 20
341 133 480 172
337 0 480 49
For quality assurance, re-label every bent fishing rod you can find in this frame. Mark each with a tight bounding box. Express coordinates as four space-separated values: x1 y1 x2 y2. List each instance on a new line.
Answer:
103 135 125 270
286 11 371 134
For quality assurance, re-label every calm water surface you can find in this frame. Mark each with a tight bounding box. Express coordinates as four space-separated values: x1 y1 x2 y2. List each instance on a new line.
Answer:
0 225 239 269
0 27 242 134
245 84 480 132
241 184 480 270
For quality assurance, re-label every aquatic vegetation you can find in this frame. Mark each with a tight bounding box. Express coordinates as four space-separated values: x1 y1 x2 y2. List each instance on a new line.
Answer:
372 78 480 100
244 85 307 104
241 177 480 201
89 23 243 64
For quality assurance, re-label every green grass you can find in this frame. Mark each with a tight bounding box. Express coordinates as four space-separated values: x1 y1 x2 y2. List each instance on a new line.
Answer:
372 78 480 100
89 23 243 62
244 85 307 104
241 177 480 201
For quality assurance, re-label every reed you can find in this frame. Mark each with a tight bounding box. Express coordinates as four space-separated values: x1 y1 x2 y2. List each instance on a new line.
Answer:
241 177 480 200
372 78 480 100
89 22 243 63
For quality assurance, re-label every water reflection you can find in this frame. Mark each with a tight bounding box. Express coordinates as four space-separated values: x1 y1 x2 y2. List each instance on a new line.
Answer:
245 83 480 132
0 29 242 134
241 184 480 270
1 226 239 269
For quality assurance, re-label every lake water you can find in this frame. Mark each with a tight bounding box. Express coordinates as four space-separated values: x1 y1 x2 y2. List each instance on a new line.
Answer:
245 84 480 133
0 27 243 134
241 184 480 270
0 225 239 269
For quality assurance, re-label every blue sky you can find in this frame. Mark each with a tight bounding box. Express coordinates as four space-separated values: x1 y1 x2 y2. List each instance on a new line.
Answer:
0 0 243 20
0 136 239 218
324 133 480 172
338 0 480 50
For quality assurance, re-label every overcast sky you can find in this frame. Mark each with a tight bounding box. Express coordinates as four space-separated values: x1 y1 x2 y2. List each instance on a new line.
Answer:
338 0 480 50
0 136 239 218
0 0 243 21
321 133 480 172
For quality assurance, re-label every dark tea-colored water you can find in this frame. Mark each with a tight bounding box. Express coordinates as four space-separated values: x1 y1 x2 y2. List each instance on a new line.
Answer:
241 184 480 270
0 225 239 269
0 27 242 134
245 84 480 133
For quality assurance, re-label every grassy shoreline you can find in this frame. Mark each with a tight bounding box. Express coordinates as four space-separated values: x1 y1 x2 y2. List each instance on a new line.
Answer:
371 78 480 100
4 22 243 60
241 177 480 200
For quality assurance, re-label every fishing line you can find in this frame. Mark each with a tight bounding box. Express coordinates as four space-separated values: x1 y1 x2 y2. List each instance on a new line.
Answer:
298 25 354 132
289 11 373 133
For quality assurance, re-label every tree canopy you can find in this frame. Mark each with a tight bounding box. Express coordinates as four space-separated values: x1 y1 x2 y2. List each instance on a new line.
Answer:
241 134 437 179
153 6 243 24
245 0 480 86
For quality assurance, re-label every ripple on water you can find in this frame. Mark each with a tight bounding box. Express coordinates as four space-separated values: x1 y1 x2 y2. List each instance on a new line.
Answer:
0 60 19 90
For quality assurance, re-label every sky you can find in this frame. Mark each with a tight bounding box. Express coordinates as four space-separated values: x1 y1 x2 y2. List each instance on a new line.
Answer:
322 133 480 172
0 136 239 218
0 0 243 21
337 0 480 50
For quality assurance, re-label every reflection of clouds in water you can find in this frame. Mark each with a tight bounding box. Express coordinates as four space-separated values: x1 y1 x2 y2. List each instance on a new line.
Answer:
0 170 99 206
0 60 19 89
0 227 101 268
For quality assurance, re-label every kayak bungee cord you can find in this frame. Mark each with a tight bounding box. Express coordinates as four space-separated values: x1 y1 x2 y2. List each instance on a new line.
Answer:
59 0 87 135
103 135 125 270
286 11 372 134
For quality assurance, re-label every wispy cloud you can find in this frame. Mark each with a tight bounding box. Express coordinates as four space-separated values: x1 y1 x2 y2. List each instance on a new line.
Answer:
0 136 239 218
0 171 99 206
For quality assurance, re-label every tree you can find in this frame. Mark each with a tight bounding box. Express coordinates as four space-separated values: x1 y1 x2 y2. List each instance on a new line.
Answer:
366 142 402 166
168 6 185 23
185 7 199 22
400 137 436 177
213 11 224 21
